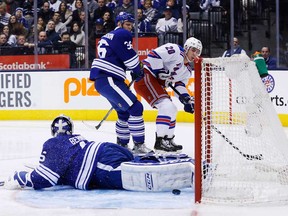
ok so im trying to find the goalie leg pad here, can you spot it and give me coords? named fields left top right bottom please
left=121, top=159, right=194, bottom=191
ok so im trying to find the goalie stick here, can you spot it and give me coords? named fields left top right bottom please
left=83, top=80, right=135, bottom=130
left=168, top=83, right=264, bottom=161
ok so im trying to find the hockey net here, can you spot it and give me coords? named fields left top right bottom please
left=194, top=55, right=288, bottom=205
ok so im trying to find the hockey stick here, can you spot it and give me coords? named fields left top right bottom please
left=83, top=79, right=135, bottom=130
left=168, top=83, right=264, bottom=161
left=0, top=181, right=4, bottom=186
left=211, top=125, right=263, bottom=161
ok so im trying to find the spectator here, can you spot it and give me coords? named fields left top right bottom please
left=14, top=7, right=29, bottom=30
left=38, top=2, right=54, bottom=24
left=2, top=25, right=16, bottom=46
left=37, top=16, right=46, bottom=31
left=48, top=0, right=62, bottom=12
left=93, top=0, right=113, bottom=21
left=70, top=21, right=85, bottom=65
left=54, top=31, right=77, bottom=68
left=155, top=6, right=177, bottom=34
left=88, top=18, right=104, bottom=65
left=70, top=21, right=85, bottom=46
left=5, top=0, right=23, bottom=15
left=8, top=15, right=27, bottom=36
left=106, top=0, right=117, bottom=11
left=37, top=30, right=53, bottom=54
left=46, top=20, right=61, bottom=43
left=58, top=2, right=73, bottom=28
left=71, top=0, right=84, bottom=24
left=153, top=0, right=166, bottom=10
left=165, top=0, right=180, bottom=19
left=93, top=18, right=105, bottom=35
left=143, top=0, right=158, bottom=24
left=25, top=31, right=53, bottom=54
left=78, top=10, right=87, bottom=31
left=102, top=11, right=115, bottom=33
left=67, top=0, right=76, bottom=11
left=0, top=2, right=11, bottom=27
left=87, top=0, right=99, bottom=19
left=12, top=34, right=34, bottom=55
left=222, top=37, right=247, bottom=57
left=22, top=0, right=38, bottom=20
left=261, top=46, right=277, bottom=70
left=0, top=32, right=12, bottom=55
left=177, top=5, right=190, bottom=33
left=137, top=8, right=151, bottom=33
left=200, top=0, right=220, bottom=11
left=113, top=0, right=134, bottom=19
left=49, top=11, right=67, bottom=35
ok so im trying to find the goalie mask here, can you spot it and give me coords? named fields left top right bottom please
left=184, top=37, right=202, bottom=56
left=51, top=114, right=74, bottom=137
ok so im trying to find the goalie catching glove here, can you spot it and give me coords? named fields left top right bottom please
left=179, top=93, right=195, bottom=114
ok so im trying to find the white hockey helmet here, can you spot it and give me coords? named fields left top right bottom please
left=51, top=114, right=74, bottom=137
left=184, top=37, right=202, bottom=56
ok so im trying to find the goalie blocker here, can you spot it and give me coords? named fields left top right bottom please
left=121, top=154, right=195, bottom=191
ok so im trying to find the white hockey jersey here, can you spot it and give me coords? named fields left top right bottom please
left=143, top=43, right=193, bottom=89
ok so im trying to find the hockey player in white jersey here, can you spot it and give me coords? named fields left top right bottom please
left=134, top=37, right=202, bottom=153
left=2, top=115, right=194, bottom=192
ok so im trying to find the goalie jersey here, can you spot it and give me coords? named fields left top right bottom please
left=29, top=134, right=134, bottom=190
left=90, top=27, right=141, bottom=81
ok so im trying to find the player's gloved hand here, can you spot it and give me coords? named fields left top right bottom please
left=131, top=62, right=144, bottom=82
left=165, top=77, right=174, bottom=87
left=158, top=69, right=171, bottom=80
left=131, top=70, right=144, bottom=82
left=4, top=171, right=32, bottom=190
left=180, top=94, right=195, bottom=114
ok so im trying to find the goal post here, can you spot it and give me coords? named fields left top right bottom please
left=194, top=55, right=288, bottom=205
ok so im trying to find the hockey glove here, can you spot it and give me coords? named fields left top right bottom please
left=4, top=171, right=33, bottom=190
left=180, top=94, right=195, bottom=114
left=131, top=71, right=144, bottom=82
left=131, top=62, right=144, bottom=82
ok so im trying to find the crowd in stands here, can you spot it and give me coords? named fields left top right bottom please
left=0, top=0, right=279, bottom=68
left=0, top=0, right=209, bottom=67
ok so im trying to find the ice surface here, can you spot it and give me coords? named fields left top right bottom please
left=0, top=120, right=288, bottom=216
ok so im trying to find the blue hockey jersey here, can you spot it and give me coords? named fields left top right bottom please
left=90, top=27, right=141, bottom=81
left=29, top=134, right=134, bottom=190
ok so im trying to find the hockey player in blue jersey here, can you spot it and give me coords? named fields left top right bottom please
left=3, top=115, right=195, bottom=192
left=89, top=12, right=152, bottom=154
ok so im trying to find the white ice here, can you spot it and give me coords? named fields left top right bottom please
left=1, top=120, right=288, bottom=216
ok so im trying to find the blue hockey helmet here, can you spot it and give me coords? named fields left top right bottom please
left=115, top=12, right=135, bottom=25
left=51, top=114, right=74, bottom=137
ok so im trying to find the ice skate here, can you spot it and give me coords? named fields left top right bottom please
left=117, top=137, right=132, bottom=152
left=169, top=135, right=183, bottom=152
left=132, top=143, right=154, bottom=156
left=154, top=135, right=178, bottom=153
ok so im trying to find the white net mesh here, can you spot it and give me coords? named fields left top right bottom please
left=199, top=55, right=288, bottom=205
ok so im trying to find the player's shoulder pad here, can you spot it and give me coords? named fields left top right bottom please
left=114, top=28, right=133, bottom=41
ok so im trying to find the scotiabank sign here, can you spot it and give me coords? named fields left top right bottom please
left=0, top=54, right=70, bottom=70
left=96, top=36, right=158, bottom=60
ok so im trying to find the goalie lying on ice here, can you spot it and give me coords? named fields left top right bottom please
left=3, top=115, right=194, bottom=191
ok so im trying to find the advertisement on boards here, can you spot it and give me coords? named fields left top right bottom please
left=0, top=54, right=70, bottom=70
left=0, top=71, right=185, bottom=110
left=95, top=36, right=158, bottom=60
